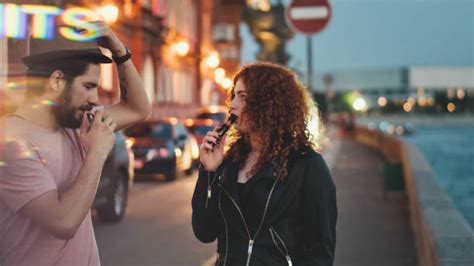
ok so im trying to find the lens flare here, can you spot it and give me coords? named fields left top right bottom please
left=41, top=100, right=57, bottom=107
left=3, top=138, right=35, bottom=159
left=7, top=82, right=27, bottom=90
left=1, top=4, right=101, bottom=41
left=3, top=4, right=27, bottom=39
left=0, top=4, right=3, bottom=37
left=21, top=5, right=61, bottom=40
left=59, top=7, right=100, bottom=41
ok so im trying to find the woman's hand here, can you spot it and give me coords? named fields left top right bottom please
left=199, top=127, right=226, bottom=172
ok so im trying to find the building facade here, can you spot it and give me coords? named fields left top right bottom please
left=1, top=0, right=247, bottom=117
left=313, top=66, right=474, bottom=114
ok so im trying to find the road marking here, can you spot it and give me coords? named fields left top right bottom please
left=290, top=6, right=329, bottom=20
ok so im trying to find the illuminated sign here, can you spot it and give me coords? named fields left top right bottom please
left=0, top=4, right=99, bottom=41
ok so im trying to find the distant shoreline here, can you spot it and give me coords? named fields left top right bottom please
left=356, top=114, right=474, bottom=127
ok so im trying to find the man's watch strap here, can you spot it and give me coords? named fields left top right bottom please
left=112, top=47, right=132, bottom=64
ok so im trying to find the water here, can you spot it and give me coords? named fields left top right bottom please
left=403, top=126, right=474, bottom=229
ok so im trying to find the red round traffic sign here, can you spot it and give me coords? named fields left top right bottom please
left=285, top=0, right=332, bottom=35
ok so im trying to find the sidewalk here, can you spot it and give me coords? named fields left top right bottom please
left=324, top=130, right=417, bottom=266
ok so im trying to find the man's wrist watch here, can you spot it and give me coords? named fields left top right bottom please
left=112, top=47, right=132, bottom=64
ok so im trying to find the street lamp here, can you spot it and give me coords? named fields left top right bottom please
left=447, top=103, right=456, bottom=112
left=403, top=102, right=413, bottom=112
left=214, top=75, right=225, bottom=84
left=221, top=78, right=233, bottom=89
left=96, top=4, right=119, bottom=24
left=378, top=96, right=387, bottom=107
left=247, top=0, right=271, bottom=11
left=457, top=88, right=466, bottom=100
left=352, top=98, right=367, bottom=112
left=214, top=68, right=226, bottom=84
left=205, top=52, right=220, bottom=69
left=172, top=41, right=190, bottom=57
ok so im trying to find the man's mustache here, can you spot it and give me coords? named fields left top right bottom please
left=79, top=105, right=95, bottom=112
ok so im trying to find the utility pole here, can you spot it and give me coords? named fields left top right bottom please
left=307, top=36, right=312, bottom=89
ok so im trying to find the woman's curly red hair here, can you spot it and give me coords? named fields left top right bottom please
left=226, top=62, right=323, bottom=180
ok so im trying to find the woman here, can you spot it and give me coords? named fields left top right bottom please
left=192, top=63, right=337, bottom=266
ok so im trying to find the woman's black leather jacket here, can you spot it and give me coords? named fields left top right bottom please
left=192, top=147, right=337, bottom=266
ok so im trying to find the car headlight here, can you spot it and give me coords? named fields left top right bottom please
left=174, top=148, right=182, bottom=157
left=125, top=137, right=135, bottom=148
left=146, top=148, right=170, bottom=160
left=146, top=149, right=158, bottom=161
left=191, top=143, right=199, bottom=159
left=158, top=148, right=169, bottom=158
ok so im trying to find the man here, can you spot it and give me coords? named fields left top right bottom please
left=0, top=21, right=151, bottom=265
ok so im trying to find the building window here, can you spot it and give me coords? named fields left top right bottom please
left=156, top=65, right=194, bottom=104
left=173, top=70, right=193, bottom=104
left=164, top=67, right=173, bottom=102
left=213, top=23, right=234, bottom=42
left=142, top=55, right=155, bottom=102
left=218, top=46, right=239, bottom=60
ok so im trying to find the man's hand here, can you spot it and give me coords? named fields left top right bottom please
left=80, top=109, right=116, bottom=158
left=92, top=21, right=127, bottom=56
left=20, top=110, right=118, bottom=240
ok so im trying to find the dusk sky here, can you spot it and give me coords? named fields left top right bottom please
left=240, top=0, right=474, bottom=74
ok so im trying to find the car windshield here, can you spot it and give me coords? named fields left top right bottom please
left=196, top=112, right=226, bottom=123
left=124, top=123, right=173, bottom=139
left=192, top=125, right=214, bottom=136
left=151, top=124, right=173, bottom=139
left=124, top=124, right=151, bottom=137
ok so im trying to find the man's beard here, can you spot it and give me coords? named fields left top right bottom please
left=53, top=86, right=82, bottom=129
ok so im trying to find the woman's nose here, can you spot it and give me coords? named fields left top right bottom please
left=229, top=98, right=238, bottom=110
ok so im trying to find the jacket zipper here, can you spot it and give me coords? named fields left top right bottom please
left=206, top=172, right=219, bottom=208
left=269, top=227, right=293, bottom=266
left=218, top=191, right=229, bottom=266
left=218, top=177, right=278, bottom=266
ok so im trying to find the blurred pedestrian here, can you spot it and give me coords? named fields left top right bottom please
left=0, top=21, right=151, bottom=266
left=192, top=62, right=337, bottom=265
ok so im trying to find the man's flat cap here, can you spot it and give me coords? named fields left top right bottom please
left=22, top=29, right=112, bottom=66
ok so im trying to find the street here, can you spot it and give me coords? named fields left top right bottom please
left=92, top=132, right=419, bottom=266
left=93, top=173, right=216, bottom=266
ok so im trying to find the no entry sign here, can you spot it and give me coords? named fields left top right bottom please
left=285, top=0, right=332, bottom=35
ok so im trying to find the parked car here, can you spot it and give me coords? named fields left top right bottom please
left=185, top=118, right=218, bottom=146
left=196, top=105, right=227, bottom=124
left=124, top=118, right=198, bottom=181
left=93, top=131, right=134, bottom=223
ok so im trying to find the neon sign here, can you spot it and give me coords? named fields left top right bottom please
left=0, top=4, right=100, bottom=41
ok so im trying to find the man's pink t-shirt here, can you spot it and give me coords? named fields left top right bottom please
left=0, top=116, right=100, bottom=266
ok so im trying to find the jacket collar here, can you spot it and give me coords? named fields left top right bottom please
left=219, top=159, right=277, bottom=204
left=218, top=146, right=312, bottom=194
left=219, top=159, right=238, bottom=190
left=220, top=160, right=276, bottom=186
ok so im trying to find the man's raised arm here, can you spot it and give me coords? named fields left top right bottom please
left=93, top=21, right=152, bottom=131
